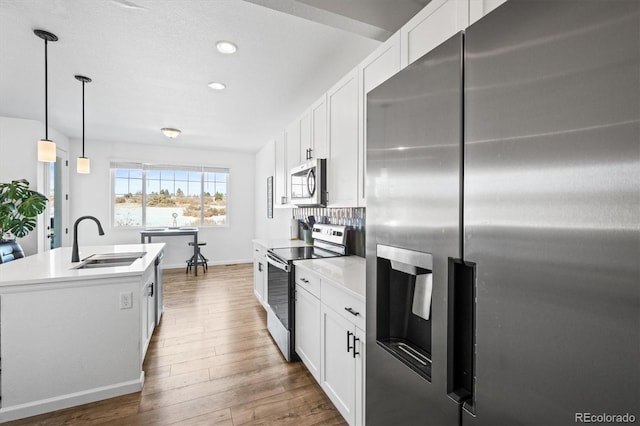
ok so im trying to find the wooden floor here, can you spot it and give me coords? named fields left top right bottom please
left=7, top=264, right=346, bottom=426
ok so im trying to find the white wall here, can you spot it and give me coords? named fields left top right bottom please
left=0, top=116, right=70, bottom=255
left=254, top=139, right=292, bottom=239
left=68, top=138, right=256, bottom=268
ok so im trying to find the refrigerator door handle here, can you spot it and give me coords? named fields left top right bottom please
left=446, top=258, right=476, bottom=413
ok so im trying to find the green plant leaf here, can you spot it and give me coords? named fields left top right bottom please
left=0, top=179, right=48, bottom=237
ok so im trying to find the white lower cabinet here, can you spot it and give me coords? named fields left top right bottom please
left=141, top=268, right=156, bottom=358
left=321, top=304, right=364, bottom=426
left=294, top=263, right=365, bottom=426
left=253, top=243, right=267, bottom=308
left=295, top=284, right=321, bottom=381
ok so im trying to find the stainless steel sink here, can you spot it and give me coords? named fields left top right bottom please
left=72, top=252, right=147, bottom=269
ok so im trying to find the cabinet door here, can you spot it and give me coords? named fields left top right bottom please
left=400, top=0, right=469, bottom=67
left=300, top=110, right=312, bottom=161
left=253, top=255, right=266, bottom=306
left=355, top=326, right=365, bottom=426
left=311, top=94, right=328, bottom=159
left=274, top=131, right=288, bottom=205
left=141, top=276, right=155, bottom=358
left=141, top=283, right=148, bottom=354
left=328, top=69, right=360, bottom=207
left=147, top=281, right=156, bottom=342
left=321, top=304, right=356, bottom=425
left=286, top=119, right=301, bottom=202
left=361, top=32, right=401, bottom=95
left=286, top=119, right=301, bottom=171
left=469, top=0, right=508, bottom=25
left=295, top=284, right=321, bottom=382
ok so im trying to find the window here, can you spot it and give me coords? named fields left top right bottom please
left=111, top=162, right=229, bottom=227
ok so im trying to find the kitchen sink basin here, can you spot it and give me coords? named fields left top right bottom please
left=72, top=252, right=147, bottom=269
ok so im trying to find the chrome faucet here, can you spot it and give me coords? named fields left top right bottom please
left=71, top=216, right=105, bottom=262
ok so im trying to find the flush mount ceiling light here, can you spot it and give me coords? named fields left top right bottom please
left=34, top=29, right=58, bottom=162
left=161, top=127, right=181, bottom=139
left=216, top=40, right=237, bottom=54
left=208, top=82, right=226, bottom=90
left=75, top=75, right=92, bottom=174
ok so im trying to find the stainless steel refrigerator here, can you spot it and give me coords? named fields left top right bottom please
left=365, top=1, right=639, bottom=425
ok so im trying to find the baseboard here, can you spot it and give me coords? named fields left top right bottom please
left=0, top=373, right=144, bottom=423
left=164, top=258, right=251, bottom=269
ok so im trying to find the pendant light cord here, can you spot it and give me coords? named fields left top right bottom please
left=82, top=80, right=85, bottom=157
left=44, top=38, right=48, bottom=140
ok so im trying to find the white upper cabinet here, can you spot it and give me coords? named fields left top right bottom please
left=285, top=118, right=302, bottom=202
left=286, top=118, right=301, bottom=172
left=311, top=94, right=329, bottom=160
left=361, top=32, right=401, bottom=95
left=401, top=0, right=469, bottom=68
left=274, top=131, right=288, bottom=206
left=469, top=0, right=508, bottom=25
left=300, top=110, right=312, bottom=161
left=327, top=69, right=360, bottom=207
left=262, top=0, right=510, bottom=211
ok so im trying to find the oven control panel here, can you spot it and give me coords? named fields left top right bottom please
left=311, top=224, right=348, bottom=246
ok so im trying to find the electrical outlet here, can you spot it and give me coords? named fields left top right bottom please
left=120, top=291, right=133, bottom=309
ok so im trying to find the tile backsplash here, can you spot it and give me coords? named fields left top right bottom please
left=293, top=207, right=366, bottom=257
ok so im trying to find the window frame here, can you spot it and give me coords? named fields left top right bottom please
left=110, top=162, right=230, bottom=229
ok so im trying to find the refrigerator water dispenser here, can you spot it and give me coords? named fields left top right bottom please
left=376, top=244, right=434, bottom=380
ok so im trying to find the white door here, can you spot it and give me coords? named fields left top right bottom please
left=41, top=147, right=69, bottom=250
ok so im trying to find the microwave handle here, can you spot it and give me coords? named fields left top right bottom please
left=307, top=168, right=316, bottom=197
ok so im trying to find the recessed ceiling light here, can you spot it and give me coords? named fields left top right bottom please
left=208, top=82, right=226, bottom=90
left=216, top=41, right=237, bottom=54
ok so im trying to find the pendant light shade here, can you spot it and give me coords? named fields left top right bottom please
left=37, top=139, right=56, bottom=162
left=77, top=156, right=90, bottom=174
left=34, top=29, right=58, bottom=163
left=75, top=75, right=92, bottom=174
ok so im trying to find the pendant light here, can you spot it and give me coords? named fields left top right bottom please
left=34, top=29, right=58, bottom=162
left=75, top=75, right=92, bottom=174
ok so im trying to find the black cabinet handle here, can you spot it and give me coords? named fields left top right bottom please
left=353, top=335, right=360, bottom=358
left=345, top=307, right=360, bottom=316
left=301, top=277, right=309, bottom=283
left=149, top=282, right=154, bottom=297
left=347, top=330, right=353, bottom=353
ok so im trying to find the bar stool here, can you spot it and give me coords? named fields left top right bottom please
left=186, top=241, right=208, bottom=273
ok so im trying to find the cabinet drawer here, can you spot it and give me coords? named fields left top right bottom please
left=322, top=280, right=365, bottom=330
left=253, top=244, right=266, bottom=258
left=295, top=267, right=321, bottom=298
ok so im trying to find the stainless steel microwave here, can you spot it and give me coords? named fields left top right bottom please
left=290, top=158, right=326, bottom=206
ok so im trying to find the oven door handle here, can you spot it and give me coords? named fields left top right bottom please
left=266, top=252, right=290, bottom=273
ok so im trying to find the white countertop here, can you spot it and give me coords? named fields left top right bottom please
left=252, top=238, right=310, bottom=249
left=294, top=256, right=366, bottom=299
left=0, top=243, right=165, bottom=288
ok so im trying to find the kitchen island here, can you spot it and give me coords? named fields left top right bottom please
left=0, top=243, right=165, bottom=423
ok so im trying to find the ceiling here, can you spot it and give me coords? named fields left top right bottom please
left=0, top=0, right=427, bottom=152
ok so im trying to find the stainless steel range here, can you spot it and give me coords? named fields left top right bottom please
left=266, top=224, right=348, bottom=361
